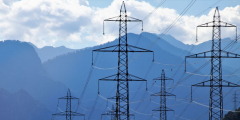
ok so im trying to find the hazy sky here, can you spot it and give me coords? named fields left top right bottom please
left=0, top=0, right=239, bottom=49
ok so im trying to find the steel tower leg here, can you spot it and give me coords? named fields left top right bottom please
left=93, top=1, right=154, bottom=120
left=186, top=7, right=240, bottom=120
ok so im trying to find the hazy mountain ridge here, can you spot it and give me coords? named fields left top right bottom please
left=29, top=43, right=77, bottom=63
left=0, top=40, right=68, bottom=114
left=0, top=33, right=239, bottom=119
left=0, top=88, right=51, bottom=120
left=142, top=32, right=189, bottom=55
left=43, top=33, right=237, bottom=120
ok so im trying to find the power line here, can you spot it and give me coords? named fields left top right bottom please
left=133, top=1, right=198, bottom=118
left=93, top=2, right=154, bottom=119
left=186, top=7, right=240, bottom=120
left=79, top=0, right=233, bottom=119
left=128, top=0, right=166, bottom=31
left=150, top=69, right=175, bottom=120
left=52, top=89, right=85, bottom=120
left=88, top=95, right=99, bottom=120
left=90, top=0, right=231, bottom=71
left=146, top=0, right=196, bottom=49
left=73, top=12, right=120, bottom=119
left=192, top=100, right=240, bottom=112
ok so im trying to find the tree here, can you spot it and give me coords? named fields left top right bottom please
left=223, top=107, right=240, bottom=120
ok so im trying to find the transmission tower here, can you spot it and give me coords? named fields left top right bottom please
left=185, top=7, right=240, bottom=120
left=52, top=89, right=85, bottom=120
left=101, top=105, right=119, bottom=120
left=233, top=91, right=238, bottom=110
left=92, top=1, right=154, bottom=120
left=151, top=69, right=175, bottom=120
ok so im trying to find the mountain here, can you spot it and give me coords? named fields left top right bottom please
left=152, top=33, right=189, bottom=50
left=0, top=40, right=68, bottom=113
left=146, top=32, right=240, bottom=72
left=29, top=43, right=77, bottom=62
left=0, top=88, right=51, bottom=120
left=1, top=32, right=238, bottom=119
left=140, top=32, right=190, bottom=58
left=42, top=32, right=239, bottom=119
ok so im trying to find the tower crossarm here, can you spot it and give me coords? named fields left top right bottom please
left=185, top=50, right=240, bottom=58
left=197, top=21, right=236, bottom=27
left=101, top=113, right=117, bottom=118
left=186, top=7, right=239, bottom=120
left=102, top=113, right=116, bottom=116
left=94, top=1, right=154, bottom=119
left=196, top=20, right=237, bottom=42
left=152, top=107, right=174, bottom=112
left=52, top=112, right=67, bottom=116
left=92, top=45, right=153, bottom=65
left=151, top=70, right=175, bottom=119
left=104, top=16, right=120, bottom=21
left=103, top=15, right=143, bottom=36
left=103, top=16, right=143, bottom=34
left=153, top=77, right=173, bottom=81
left=98, top=74, right=148, bottom=94
left=93, top=45, right=119, bottom=52
left=52, top=112, right=85, bottom=117
left=191, top=79, right=240, bottom=101
left=185, top=50, right=240, bottom=71
left=98, top=74, right=147, bottom=81
left=59, top=96, right=79, bottom=100
left=92, top=45, right=153, bottom=52
left=151, top=92, right=176, bottom=97
left=52, top=89, right=85, bottom=120
left=104, top=16, right=142, bottom=22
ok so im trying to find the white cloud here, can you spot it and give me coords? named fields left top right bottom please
left=0, top=0, right=239, bottom=49
left=0, top=0, right=93, bottom=48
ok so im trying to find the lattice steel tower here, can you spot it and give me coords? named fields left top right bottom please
left=92, top=1, right=153, bottom=120
left=52, top=89, right=85, bottom=120
left=185, top=7, right=240, bottom=120
left=233, top=91, right=238, bottom=110
left=101, top=105, right=116, bottom=120
left=151, top=69, right=175, bottom=120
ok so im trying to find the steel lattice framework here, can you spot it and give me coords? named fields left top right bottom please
left=52, top=89, right=85, bottom=120
left=101, top=105, right=124, bottom=120
left=233, top=91, right=238, bottom=110
left=185, top=7, right=240, bottom=120
left=151, top=70, right=175, bottom=120
left=92, top=1, right=153, bottom=120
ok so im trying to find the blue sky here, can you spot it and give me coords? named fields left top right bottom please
left=88, top=0, right=238, bottom=15
left=0, top=0, right=239, bottom=49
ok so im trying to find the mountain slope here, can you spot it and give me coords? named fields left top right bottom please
left=164, top=34, right=240, bottom=72
left=42, top=33, right=240, bottom=120
left=0, top=88, right=51, bottom=120
left=141, top=32, right=190, bottom=58
left=29, top=43, right=77, bottom=62
left=0, top=33, right=233, bottom=119
left=0, top=40, right=68, bottom=112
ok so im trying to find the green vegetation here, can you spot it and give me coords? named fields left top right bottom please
left=223, top=108, right=240, bottom=120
